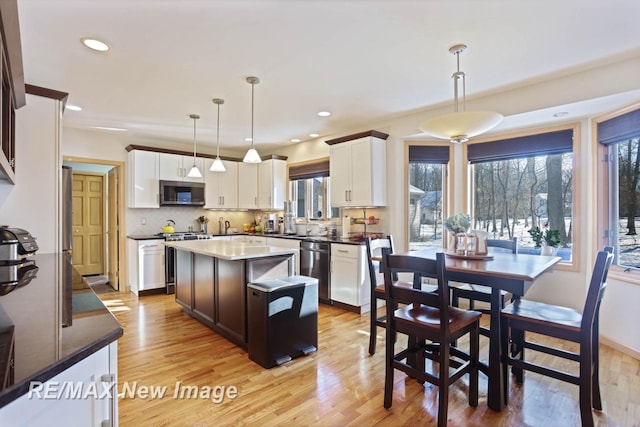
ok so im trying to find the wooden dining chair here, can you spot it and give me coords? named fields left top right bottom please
left=382, top=252, right=481, bottom=427
left=366, top=236, right=437, bottom=355
left=365, top=236, right=394, bottom=355
left=451, top=237, right=518, bottom=339
left=500, top=247, right=614, bottom=427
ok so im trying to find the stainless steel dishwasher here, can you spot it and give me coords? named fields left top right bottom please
left=300, top=240, right=331, bottom=304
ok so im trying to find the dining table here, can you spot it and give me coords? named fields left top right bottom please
left=404, top=247, right=562, bottom=412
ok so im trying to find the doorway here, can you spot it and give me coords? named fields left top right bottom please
left=63, top=157, right=125, bottom=291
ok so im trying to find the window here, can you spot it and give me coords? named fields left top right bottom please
left=407, top=144, right=449, bottom=251
left=288, top=159, right=339, bottom=220
left=596, top=106, right=640, bottom=275
left=467, top=128, right=576, bottom=263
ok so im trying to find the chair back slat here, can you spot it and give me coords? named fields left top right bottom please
left=487, top=237, right=518, bottom=254
left=383, top=252, right=450, bottom=333
left=365, top=236, right=393, bottom=287
left=581, top=248, right=614, bottom=332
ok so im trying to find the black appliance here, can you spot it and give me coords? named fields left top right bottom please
left=0, top=227, right=39, bottom=296
left=0, top=226, right=39, bottom=262
left=299, top=240, right=331, bottom=303
left=159, top=180, right=205, bottom=206
left=247, top=276, right=318, bottom=368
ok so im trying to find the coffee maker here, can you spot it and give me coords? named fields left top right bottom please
left=264, top=213, right=277, bottom=234
left=283, top=201, right=296, bottom=234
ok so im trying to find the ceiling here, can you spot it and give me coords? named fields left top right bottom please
left=16, top=0, right=640, bottom=153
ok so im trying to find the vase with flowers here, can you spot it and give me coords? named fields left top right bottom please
left=444, top=213, right=471, bottom=254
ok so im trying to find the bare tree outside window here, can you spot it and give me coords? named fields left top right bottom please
left=472, top=152, right=573, bottom=257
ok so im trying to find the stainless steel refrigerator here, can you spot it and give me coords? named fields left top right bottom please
left=61, top=165, right=73, bottom=327
left=62, top=165, right=72, bottom=255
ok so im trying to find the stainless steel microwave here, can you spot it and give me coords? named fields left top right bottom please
left=159, top=180, right=205, bottom=206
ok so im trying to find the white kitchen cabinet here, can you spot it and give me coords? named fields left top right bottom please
left=237, top=162, right=259, bottom=209
left=330, top=243, right=370, bottom=309
left=127, top=238, right=165, bottom=295
left=159, top=152, right=205, bottom=183
left=204, top=159, right=238, bottom=209
left=329, top=134, right=387, bottom=207
left=257, top=159, right=286, bottom=210
left=127, top=149, right=159, bottom=208
left=0, top=342, right=118, bottom=427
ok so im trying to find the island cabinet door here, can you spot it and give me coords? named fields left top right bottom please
left=193, top=253, right=215, bottom=325
left=175, top=250, right=193, bottom=310
left=216, top=259, right=247, bottom=346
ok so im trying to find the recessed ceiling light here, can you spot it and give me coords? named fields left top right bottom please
left=553, top=111, right=569, bottom=118
left=309, top=133, right=319, bottom=138
left=245, top=137, right=253, bottom=142
left=66, top=104, right=82, bottom=111
left=81, top=37, right=109, bottom=52
left=291, top=138, right=301, bottom=143
left=90, top=126, right=127, bottom=132
left=317, top=111, right=331, bottom=117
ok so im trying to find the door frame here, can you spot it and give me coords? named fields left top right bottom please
left=63, top=156, right=126, bottom=291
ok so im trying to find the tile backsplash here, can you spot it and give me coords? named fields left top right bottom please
left=127, top=207, right=255, bottom=235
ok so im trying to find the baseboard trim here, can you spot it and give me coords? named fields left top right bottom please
left=601, top=335, right=640, bottom=360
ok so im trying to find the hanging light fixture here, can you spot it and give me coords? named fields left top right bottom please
left=186, top=114, right=202, bottom=178
left=243, top=76, right=262, bottom=163
left=419, top=44, right=502, bottom=143
left=210, top=98, right=226, bottom=172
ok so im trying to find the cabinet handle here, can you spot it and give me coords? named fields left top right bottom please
left=255, top=196, right=257, bottom=206
left=222, top=196, right=225, bottom=205
left=101, top=373, right=116, bottom=427
left=337, top=249, right=349, bottom=253
left=345, top=190, right=348, bottom=202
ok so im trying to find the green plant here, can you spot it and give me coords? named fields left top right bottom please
left=528, top=227, right=560, bottom=248
left=444, top=213, right=471, bottom=233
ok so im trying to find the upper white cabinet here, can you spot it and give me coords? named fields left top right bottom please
left=237, top=162, right=259, bottom=209
left=204, top=159, right=238, bottom=209
left=159, top=152, right=205, bottom=183
left=128, top=149, right=159, bottom=208
left=257, top=159, right=286, bottom=210
left=327, top=130, right=388, bottom=208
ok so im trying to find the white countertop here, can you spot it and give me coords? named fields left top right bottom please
left=163, top=240, right=298, bottom=260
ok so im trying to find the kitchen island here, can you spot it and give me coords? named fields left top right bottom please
left=164, top=240, right=297, bottom=347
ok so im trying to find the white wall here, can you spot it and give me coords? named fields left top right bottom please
left=277, top=56, right=640, bottom=357
left=0, top=93, right=62, bottom=253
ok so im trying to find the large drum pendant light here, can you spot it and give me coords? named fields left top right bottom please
left=419, top=44, right=502, bottom=143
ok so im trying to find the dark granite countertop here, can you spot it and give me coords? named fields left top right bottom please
left=0, top=253, right=123, bottom=408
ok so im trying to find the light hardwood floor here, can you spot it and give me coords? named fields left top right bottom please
left=99, top=292, right=640, bottom=426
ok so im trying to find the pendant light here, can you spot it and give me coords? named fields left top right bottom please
left=186, top=114, right=202, bottom=178
left=210, top=98, right=226, bottom=172
left=419, top=44, right=502, bottom=143
left=243, top=76, right=262, bottom=163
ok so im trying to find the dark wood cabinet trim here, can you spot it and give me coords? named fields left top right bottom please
left=125, top=144, right=287, bottom=162
left=25, top=84, right=69, bottom=104
left=324, top=130, right=389, bottom=145
left=0, top=0, right=25, bottom=109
